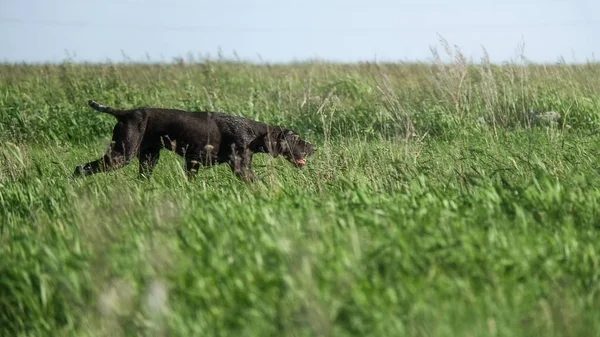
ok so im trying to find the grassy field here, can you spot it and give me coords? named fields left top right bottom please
left=2, top=46, right=600, bottom=336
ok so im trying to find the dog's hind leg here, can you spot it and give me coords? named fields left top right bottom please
left=74, top=122, right=143, bottom=177
left=138, top=147, right=161, bottom=180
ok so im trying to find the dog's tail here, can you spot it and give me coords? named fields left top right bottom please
left=88, top=100, right=122, bottom=116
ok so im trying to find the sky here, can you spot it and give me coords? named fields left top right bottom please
left=1, top=0, right=598, bottom=64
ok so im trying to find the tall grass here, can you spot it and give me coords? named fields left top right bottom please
left=2, top=44, right=600, bottom=336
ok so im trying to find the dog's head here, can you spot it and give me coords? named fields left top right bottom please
left=264, top=129, right=317, bottom=167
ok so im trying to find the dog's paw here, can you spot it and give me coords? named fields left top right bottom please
left=73, top=165, right=87, bottom=177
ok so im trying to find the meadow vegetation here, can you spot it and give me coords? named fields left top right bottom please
left=2, top=42, right=600, bottom=336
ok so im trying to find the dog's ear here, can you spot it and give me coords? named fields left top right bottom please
left=285, top=130, right=300, bottom=142
left=285, top=130, right=298, bottom=137
left=261, top=130, right=284, bottom=157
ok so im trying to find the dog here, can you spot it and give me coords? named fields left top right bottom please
left=74, top=100, right=317, bottom=182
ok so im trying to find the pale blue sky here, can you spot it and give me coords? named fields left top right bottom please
left=1, top=0, right=598, bottom=64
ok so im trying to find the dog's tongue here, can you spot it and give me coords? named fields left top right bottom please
left=296, top=158, right=307, bottom=166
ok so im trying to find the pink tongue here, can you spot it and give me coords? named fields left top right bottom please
left=296, top=159, right=307, bottom=165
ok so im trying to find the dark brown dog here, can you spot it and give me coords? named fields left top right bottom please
left=74, top=100, right=317, bottom=182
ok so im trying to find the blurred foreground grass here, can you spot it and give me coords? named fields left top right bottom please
left=2, top=46, right=600, bottom=336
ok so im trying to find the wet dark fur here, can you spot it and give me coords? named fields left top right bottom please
left=74, top=100, right=317, bottom=182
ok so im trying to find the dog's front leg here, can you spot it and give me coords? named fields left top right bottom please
left=229, top=150, right=258, bottom=183
left=242, top=152, right=259, bottom=182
